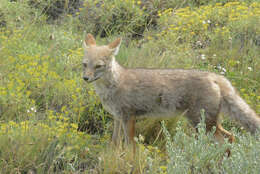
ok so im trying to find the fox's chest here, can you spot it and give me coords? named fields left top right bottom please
left=94, top=83, right=121, bottom=117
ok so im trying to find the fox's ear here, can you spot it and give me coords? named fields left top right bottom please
left=84, top=33, right=96, bottom=47
left=108, top=38, right=121, bottom=56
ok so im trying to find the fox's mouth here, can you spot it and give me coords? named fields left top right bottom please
left=83, top=76, right=101, bottom=83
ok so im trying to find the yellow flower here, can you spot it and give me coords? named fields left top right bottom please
left=71, top=123, right=78, bottom=130
left=160, top=165, right=167, bottom=171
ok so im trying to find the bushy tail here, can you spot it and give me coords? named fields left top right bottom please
left=215, top=75, right=260, bottom=134
left=221, top=93, right=260, bottom=134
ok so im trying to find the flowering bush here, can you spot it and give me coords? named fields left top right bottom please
left=157, top=2, right=260, bottom=47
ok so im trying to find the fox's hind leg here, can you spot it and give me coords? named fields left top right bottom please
left=216, top=123, right=235, bottom=143
left=214, top=123, right=234, bottom=157
left=188, top=108, right=234, bottom=156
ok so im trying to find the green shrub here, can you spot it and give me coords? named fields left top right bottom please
left=28, top=0, right=82, bottom=20
left=162, top=111, right=260, bottom=173
left=77, top=0, right=151, bottom=37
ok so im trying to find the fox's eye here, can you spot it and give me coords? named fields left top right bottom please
left=95, top=64, right=103, bottom=69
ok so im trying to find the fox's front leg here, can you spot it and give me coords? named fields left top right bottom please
left=122, top=116, right=136, bottom=154
left=112, top=119, right=121, bottom=145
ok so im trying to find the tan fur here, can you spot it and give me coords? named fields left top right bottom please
left=85, top=33, right=96, bottom=46
left=108, top=38, right=121, bottom=49
left=82, top=34, right=260, bottom=152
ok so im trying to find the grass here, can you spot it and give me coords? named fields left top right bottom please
left=0, top=0, right=260, bottom=173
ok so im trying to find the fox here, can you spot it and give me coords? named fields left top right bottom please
left=82, top=33, right=260, bottom=151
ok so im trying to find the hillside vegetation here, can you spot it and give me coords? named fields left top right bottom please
left=0, top=0, right=260, bottom=173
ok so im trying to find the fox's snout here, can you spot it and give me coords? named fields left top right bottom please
left=83, top=74, right=95, bottom=83
left=83, top=75, right=96, bottom=83
left=83, top=72, right=99, bottom=83
left=83, top=76, right=89, bottom=81
left=83, top=70, right=94, bottom=82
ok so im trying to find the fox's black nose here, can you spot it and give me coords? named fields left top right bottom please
left=83, top=76, right=89, bottom=81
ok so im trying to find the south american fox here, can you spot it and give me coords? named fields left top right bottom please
left=82, top=33, right=260, bottom=150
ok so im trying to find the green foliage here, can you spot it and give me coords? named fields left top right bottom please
left=162, top=113, right=260, bottom=174
left=77, top=0, right=151, bottom=37
left=28, top=0, right=82, bottom=20
left=0, top=117, right=103, bottom=173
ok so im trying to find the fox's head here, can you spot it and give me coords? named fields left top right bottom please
left=82, top=34, right=121, bottom=83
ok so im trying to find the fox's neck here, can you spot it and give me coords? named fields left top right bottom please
left=94, top=57, right=124, bottom=88
left=109, top=56, right=123, bottom=82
